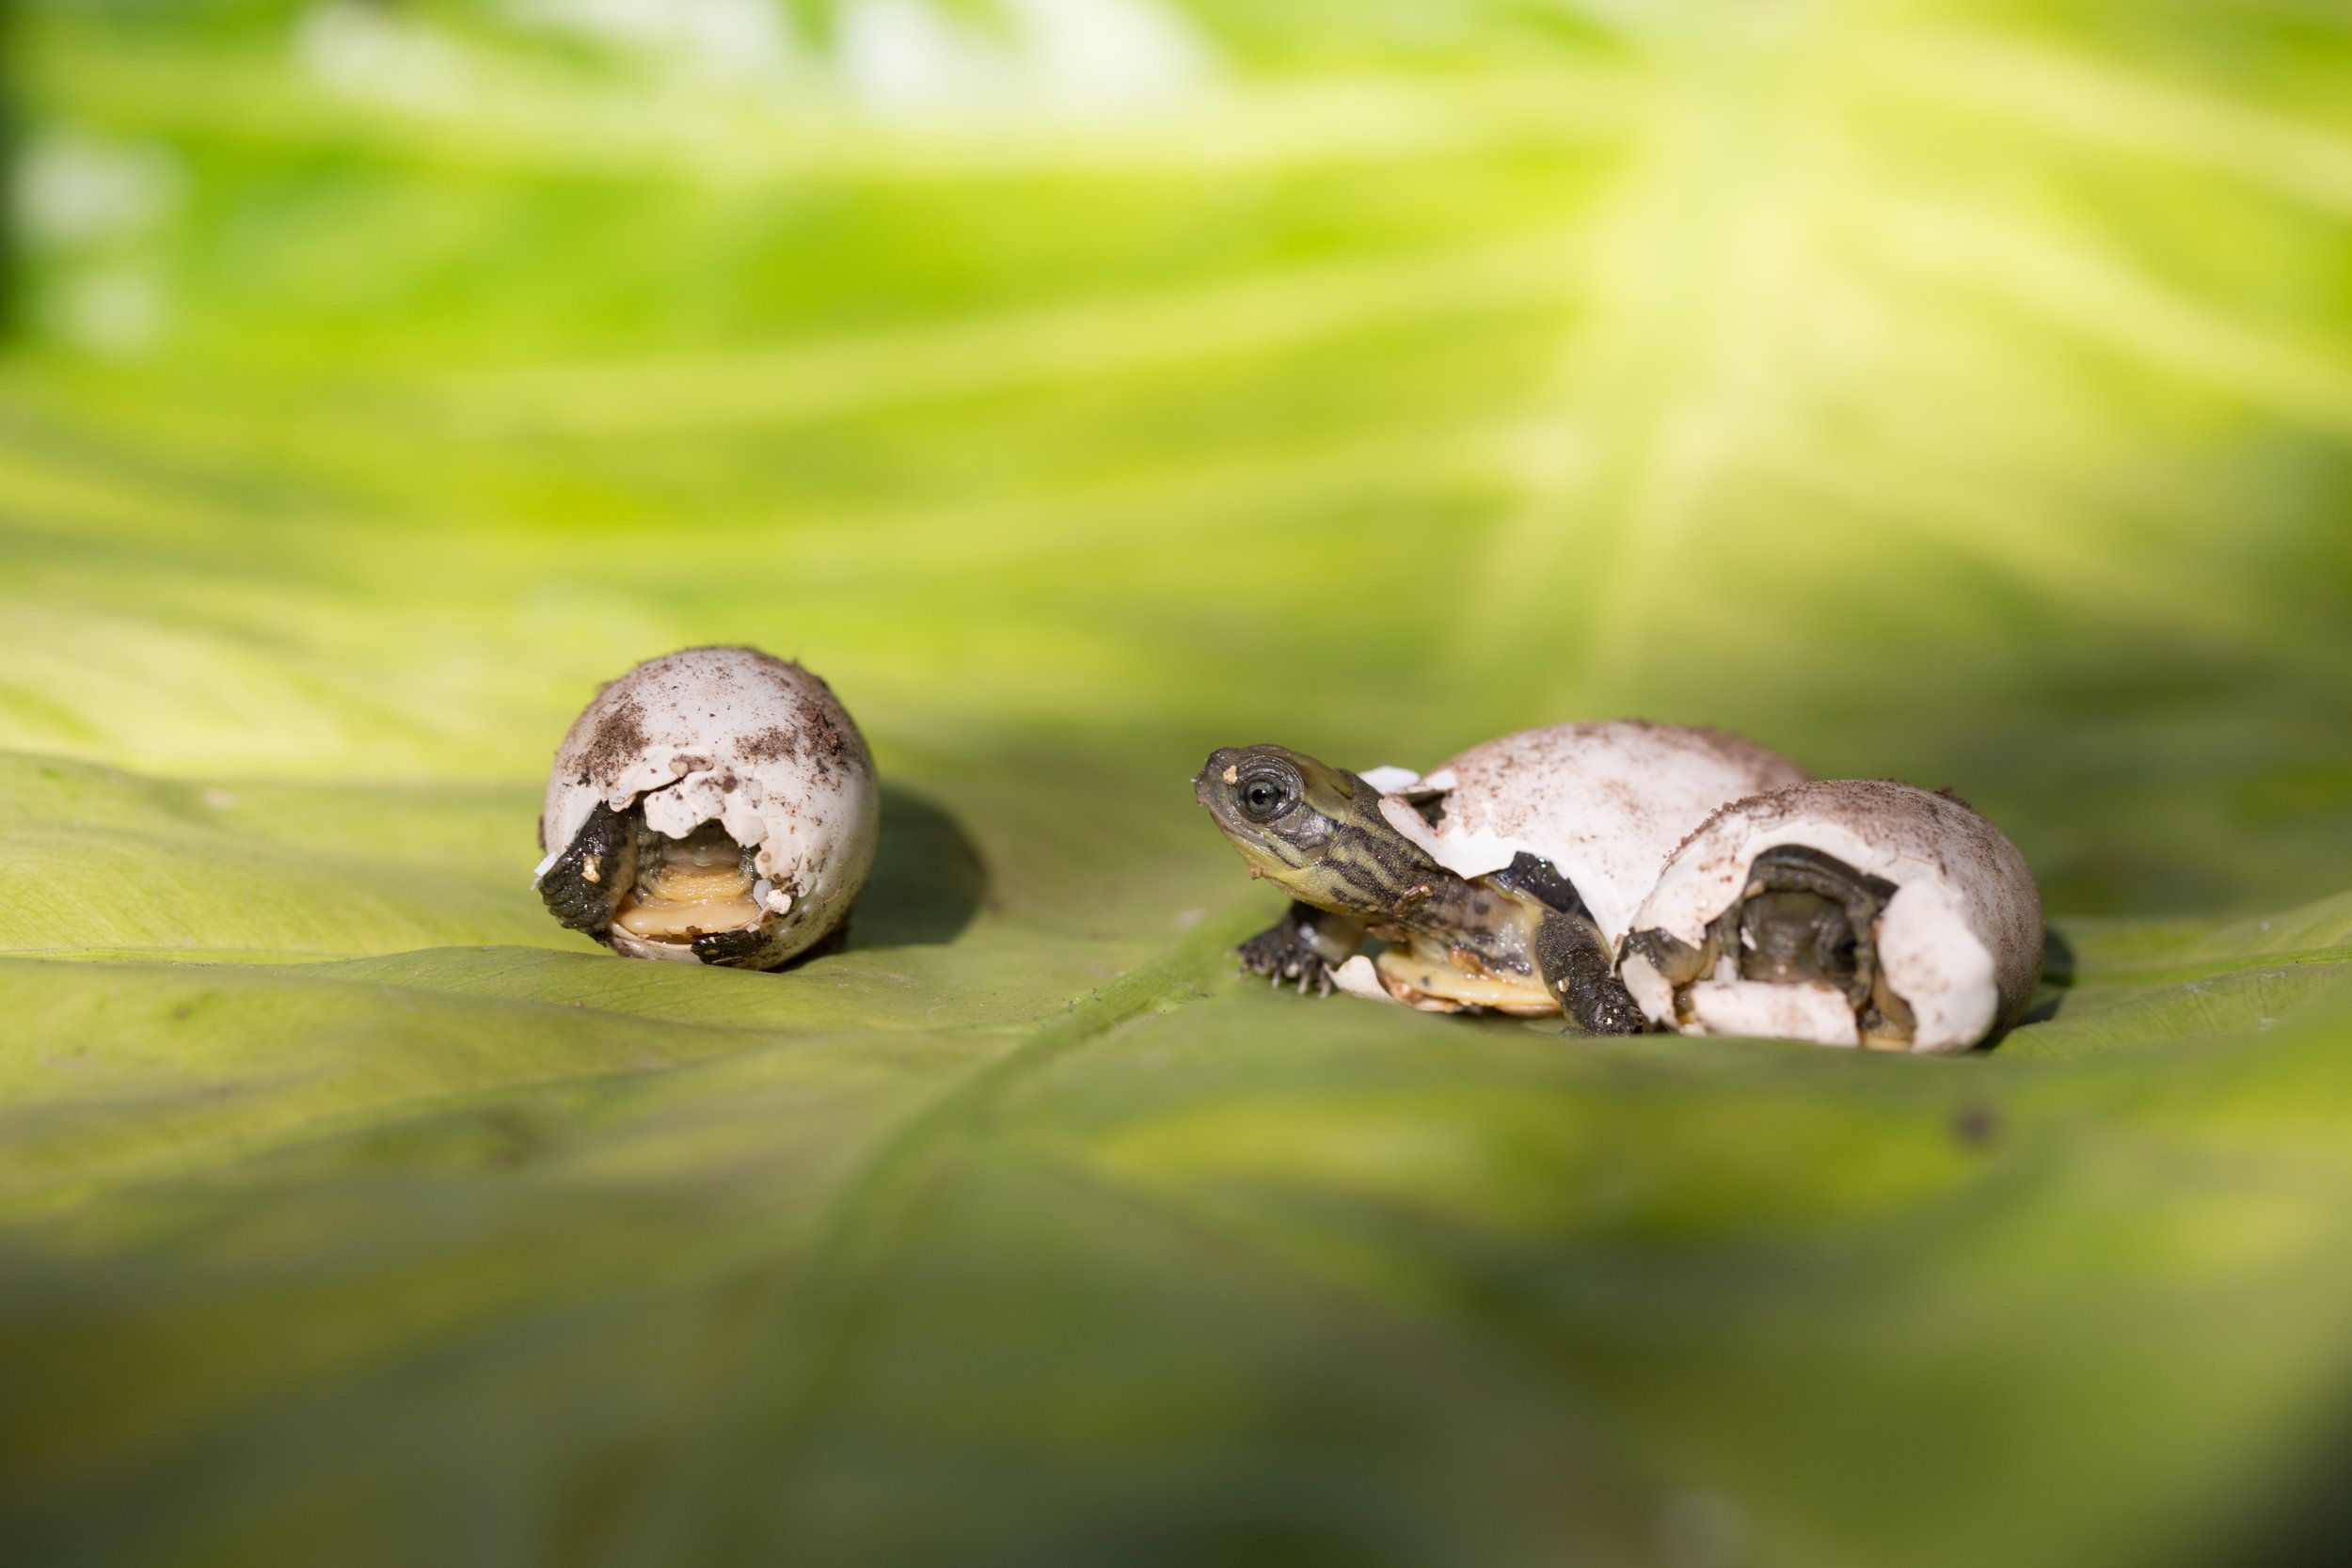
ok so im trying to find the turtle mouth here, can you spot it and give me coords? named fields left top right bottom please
left=1192, top=751, right=1244, bottom=816
left=1197, top=796, right=1312, bottom=889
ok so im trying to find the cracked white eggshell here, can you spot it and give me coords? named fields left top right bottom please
left=1373, top=721, right=1814, bottom=949
left=1685, top=976, right=1862, bottom=1047
left=539, top=645, right=880, bottom=966
left=1329, top=955, right=1397, bottom=1006
left=1620, top=779, right=2042, bottom=1053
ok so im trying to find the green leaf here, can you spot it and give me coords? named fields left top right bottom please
left=6, top=3, right=2352, bottom=1565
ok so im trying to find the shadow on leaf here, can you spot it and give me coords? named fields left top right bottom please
left=850, top=782, right=989, bottom=949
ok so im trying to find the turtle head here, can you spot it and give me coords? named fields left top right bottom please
left=1195, top=744, right=1429, bottom=917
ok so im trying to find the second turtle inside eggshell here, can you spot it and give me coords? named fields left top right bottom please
left=533, top=645, right=880, bottom=971
left=1618, top=779, right=2043, bottom=1053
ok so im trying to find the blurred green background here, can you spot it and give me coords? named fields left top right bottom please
left=3, top=2, right=2350, bottom=1564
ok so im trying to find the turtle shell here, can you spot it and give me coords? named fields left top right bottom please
left=1619, top=779, right=2043, bottom=1053
left=1375, top=721, right=1813, bottom=947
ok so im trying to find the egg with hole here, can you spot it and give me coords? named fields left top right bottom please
left=532, top=645, right=880, bottom=970
left=1618, top=779, right=2042, bottom=1053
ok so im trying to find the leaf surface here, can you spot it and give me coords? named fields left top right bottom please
left=6, top=3, right=2352, bottom=1564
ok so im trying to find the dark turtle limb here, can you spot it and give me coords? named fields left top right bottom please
left=690, top=925, right=774, bottom=969
left=1236, top=901, right=1368, bottom=996
left=1485, top=851, right=1586, bottom=917
left=538, top=800, right=638, bottom=935
left=1620, top=926, right=1708, bottom=989
left=1534, top=909, right=1647, bottom=1035
left=691, top=907, right=850, bottom=972
left=1619, top=926, right=1708, bottom=1029
left=1488, top=852, right=1645, bottom=1035
left=697, top=911, right=854, bottom=971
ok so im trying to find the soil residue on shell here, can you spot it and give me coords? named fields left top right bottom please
left=1667, top=777, right=1992, bottom=867
left=792, top=690, right=866, bottom=780
left=743, top=725, right=800, bottom=764
left=1597, top=719, right=1813, bottom=786
left=578, top=698, right=650, bottom=785
left=716, top=659, right=869, bottom=784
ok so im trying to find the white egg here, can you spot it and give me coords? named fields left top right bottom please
left=533, top=646, right=880, bottom=970
left=1619, top=779, right=2043, bottom=1053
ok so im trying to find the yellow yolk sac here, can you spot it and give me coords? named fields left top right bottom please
left=612, top=822, right=764, bottom=944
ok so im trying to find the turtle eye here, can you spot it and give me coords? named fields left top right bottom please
left=1236, top=766, right=1299, bottom=822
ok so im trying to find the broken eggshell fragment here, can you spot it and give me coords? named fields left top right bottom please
left=1618, top=780, right=2042, bottom=1053
left=533, top=645, right=879, bottom=970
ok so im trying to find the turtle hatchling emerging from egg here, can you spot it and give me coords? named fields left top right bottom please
left=1618, top=780, right=2042, bottom=1053
left=533, top=646, right=879, bottom=970
left=1195, top=722, right=1811, bottom=1033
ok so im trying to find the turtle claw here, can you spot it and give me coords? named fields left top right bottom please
left=1534, top=908, right=1648, bottom=1036
left=690, top=926, right=774, bottom=968
left=538, top=800, right=637, bottom=936
left=1235, top=902, right=1368, bottom=1001
left=1236, top=923, right=1336, bottom=997
left=1566, top=976, right=1647, bottom=1037
left=1621, top=927, right=1708, bottom=990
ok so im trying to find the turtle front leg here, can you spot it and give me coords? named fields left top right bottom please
left=1535, top=909, right=1647, bottom=1035
left=537, top=800, right=638, bottom=936
left=1235, top=901, right=1368, bottom=996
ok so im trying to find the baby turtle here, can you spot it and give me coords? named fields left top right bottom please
left=1618, top=778, right=2042, bottom=1052
left=533, top=645, right=880, bottom=971
left=1194, top=722, right=1810, bottom=1032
